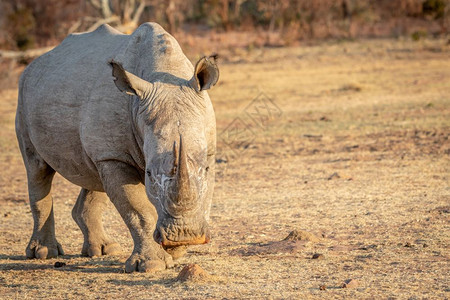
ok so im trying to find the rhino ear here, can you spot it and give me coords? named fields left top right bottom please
left=109, top=60, right=152, bottom=99
left=192, top=54, right=219, bottom=92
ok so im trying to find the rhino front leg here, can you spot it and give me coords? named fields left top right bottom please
left=72, top=188, right=122, bottom=257
left=22, top=150, right=63, bottom=259
left=98, top=162, right=173, bottom=273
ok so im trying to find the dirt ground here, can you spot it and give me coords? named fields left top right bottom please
left=0, top=37, right=449, bottom=299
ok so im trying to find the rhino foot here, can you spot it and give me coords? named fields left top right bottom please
left=26, top=238, right=64, bottom=259
left=125, top=246, right=174, bottom=273
left=82, top=241, right=122, bottom=257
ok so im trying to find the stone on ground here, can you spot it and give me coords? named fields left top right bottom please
left=342, top=279, right=359, bottom=288
left=177, top=264, right=211, bottom=282
left=283, top=230, right=320, bottom=242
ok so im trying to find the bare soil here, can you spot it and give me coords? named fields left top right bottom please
left=0, top=38, right=449, bottom=299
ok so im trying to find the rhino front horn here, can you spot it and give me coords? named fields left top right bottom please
left=169, top=136, right=197, bottom=211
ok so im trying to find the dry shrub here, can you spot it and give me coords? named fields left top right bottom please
left=0, top=0, right=447, bottom=54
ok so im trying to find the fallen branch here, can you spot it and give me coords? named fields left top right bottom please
left=86, top=15, right=120, bottom=32
left=0, top=46, right=55, bottom=61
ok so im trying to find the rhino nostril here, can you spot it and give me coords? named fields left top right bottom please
left=154, top=228, right=162, bottom=244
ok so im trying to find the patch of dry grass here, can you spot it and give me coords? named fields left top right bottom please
left=0, top=38, right=449, bottom=298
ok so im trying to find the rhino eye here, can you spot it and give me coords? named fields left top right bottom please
left=146, top=170, right=151, bottom=177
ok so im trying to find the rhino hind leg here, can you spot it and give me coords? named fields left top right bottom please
left=72, top=188, right=122, bottom=257
left=97, top=162, right=173, bottom=273
left=19, top=142, right=64, bottom=259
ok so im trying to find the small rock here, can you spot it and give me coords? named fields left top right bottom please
left=283, top=230, right=320, bottom=242
left=319, top=285, right=327, bottom=290
left=4, top=213, right=10, bottom=218
left=216, top=158, right=228, bottom=164
left=404, top=242, right=414, bottom=248
left=312, top=253, right=324, bottom=260
left=54, top=262, right=66, bottom=268
left=342, top=279, right=359, bottom=288
left=304, top=134, right=323, bottom=139
left=177, top=264, right=211, bottom=282
left=328, top=172, right=340, bottom=180
left=340, top=83, right=362, bottom=92
left=359, top=244, right=378, bottom=250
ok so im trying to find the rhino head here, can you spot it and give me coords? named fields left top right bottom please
left=110, top=55, right=219, bottom=248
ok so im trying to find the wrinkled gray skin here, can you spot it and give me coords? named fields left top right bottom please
left=15, top=23, right=219, bottom=273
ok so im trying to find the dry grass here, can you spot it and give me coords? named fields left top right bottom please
left=0, top=37, right=449, bottom=299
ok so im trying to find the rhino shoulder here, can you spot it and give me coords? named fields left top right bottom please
left=93, top=23, right=123, bottom=35
left=62, top=24, right=124, bottom=46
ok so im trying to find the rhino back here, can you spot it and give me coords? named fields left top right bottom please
left=17, top=23, right=199, bottom=191
left=17, top=25, right=138, bottom=191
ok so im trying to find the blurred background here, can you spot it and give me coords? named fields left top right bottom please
left=0, top=2, right=449, bottom=297
left=0, top=1, right=448, bottom=79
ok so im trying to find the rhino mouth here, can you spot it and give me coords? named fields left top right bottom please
left=154, top=218, right=210, bottom=248
left=160, top=234, right=210, bottom=248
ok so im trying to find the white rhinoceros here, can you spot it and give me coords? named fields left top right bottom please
left=15, top=22, right=219, bottom=273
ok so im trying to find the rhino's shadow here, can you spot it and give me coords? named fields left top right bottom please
left=106, top=278, right=176, bottom=286
left=0, top=254, right=124, bottom=274
left=0, top=255, right=179, bottom=284
left=0, top=254, right=27, bottom=260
